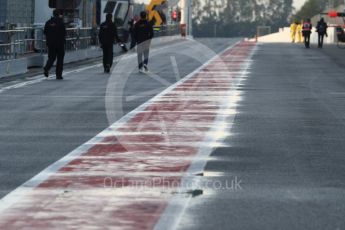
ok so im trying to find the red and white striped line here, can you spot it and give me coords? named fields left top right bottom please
left=0, top=41, right=256, bottom=230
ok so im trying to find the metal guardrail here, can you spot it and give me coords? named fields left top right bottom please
left=65, top=27, right=99, bottom=51
left=0, top=27, right=99, bottom=61
left=0, top=28, right=37, bottom=60
left=0, top=25, right=179, bottom=61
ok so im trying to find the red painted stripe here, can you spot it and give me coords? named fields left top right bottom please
left=0, top=41, right=255, bottom=229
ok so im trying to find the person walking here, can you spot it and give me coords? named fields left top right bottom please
left=99, top=13, right=119, bottom=73
left=43, top=10, right=66, bottom=80
left=134, top=11, right=154, bottom=73
left=316, top=17, right=328, bottom=48
left=290, top=21, right=297, bottom=43
left=129, top=15, right=139, bottom=50
left=302, top=19, right=312, bottom=48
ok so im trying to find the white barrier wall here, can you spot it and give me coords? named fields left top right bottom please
left=310, top=27, right=337, bottom=44
left=0, top=58, right=28, bottom=78
left=255, top=26, right=339, bottom=44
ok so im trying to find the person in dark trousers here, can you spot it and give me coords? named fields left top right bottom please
left=43, top=10, right=66, bottom=80
left=316, top=17, right=328, bottom=48
left=134, top=11, right=154, bottom=73
left=129, top=15, right=139, bottom=50
left=99, top=13, right=119, bottom=73
left=302, top=18, right=312, bottom=48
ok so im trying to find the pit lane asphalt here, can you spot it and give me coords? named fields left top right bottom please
left=177, top=43, right=345, bottom=230
left=0, top=38, right=240, bottom=199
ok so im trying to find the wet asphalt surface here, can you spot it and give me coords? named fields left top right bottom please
left=0, top=38, right=239, bottom=199
left=177, top=43, right=345, bottom=230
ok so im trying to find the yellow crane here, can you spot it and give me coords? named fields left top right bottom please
left=146, top=0, right=167, bottom=27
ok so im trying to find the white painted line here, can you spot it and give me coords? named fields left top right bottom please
left=0, top=64, right=101, bottom=93
left=171, top=56, right=181, bottom=81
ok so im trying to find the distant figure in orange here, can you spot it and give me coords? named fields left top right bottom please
left=302, top=18, right=313, bottom=48
left=290, top=21, right=298, bottom=43
left=296, top=21, right=303, bottom=43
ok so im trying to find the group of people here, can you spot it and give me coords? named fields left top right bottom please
left=99, top=11, right=153, bottom=73
left=290, top=18, right=328, bottom=49
left=43, top=10, right=154, bottom=79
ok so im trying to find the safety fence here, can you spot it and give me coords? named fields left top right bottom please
left=0, top=27, right=99, bottom=61
left=0, top=24, right=180, bottom=61
left=65, top=27, right=99, bottom=51
left=0, top=28, right=37, bottom=60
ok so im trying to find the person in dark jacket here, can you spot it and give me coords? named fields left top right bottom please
left=43, top=10, right=66, bottom=80
left=99, top=13, right=119, bottom=73
left=129, top=15, right=139, bottom=50
left=302, top=18, right=312, bottom=48
left=134, top=11, right=154, bottom=73
left=316, top=18, right=328, bottom=48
